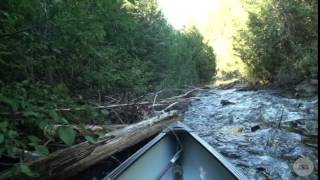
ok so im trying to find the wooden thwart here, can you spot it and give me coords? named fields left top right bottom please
left=0, top=111, right=181, bottom=180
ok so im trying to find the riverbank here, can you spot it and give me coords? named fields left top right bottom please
left=211, top=78, right=318, bottom=99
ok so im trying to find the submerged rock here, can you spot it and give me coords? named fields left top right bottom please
left=220, top=99, right=236, bottom=106
left=220, top=125, right=244, bottom=134
left=250, top=125, right=260, bottom=132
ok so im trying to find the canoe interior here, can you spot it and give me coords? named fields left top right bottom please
left=104, top=125, right=246, bottom=180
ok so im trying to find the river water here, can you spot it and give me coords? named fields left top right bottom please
left=183, top=88, right=318, bottom=180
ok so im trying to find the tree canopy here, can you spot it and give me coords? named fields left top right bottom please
left=234, top=0, right=318, bottom=84
left=1, top=0, right=216, bottom=95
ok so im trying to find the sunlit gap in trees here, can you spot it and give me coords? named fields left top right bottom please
left=157, top=0, right=248, bottom=82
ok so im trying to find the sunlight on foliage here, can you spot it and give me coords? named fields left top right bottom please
left=158, top=0, right=248, bottom=80
left=234, top=0, right=318, bottom=84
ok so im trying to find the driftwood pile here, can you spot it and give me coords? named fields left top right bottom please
left=87, top=88, right=201, bottom=124
left=0, top=111, right=181, bottom=179
left=0, top=88, right=202, bottom=179
left=44, top=88, right=200, bottom=136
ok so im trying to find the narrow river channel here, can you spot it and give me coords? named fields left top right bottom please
left=183, top=88, right=318, bottom=180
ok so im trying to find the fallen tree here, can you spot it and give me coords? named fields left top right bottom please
left=43, top=124, right=128, bottom=137
left=0, top=111, right=181, bottom=180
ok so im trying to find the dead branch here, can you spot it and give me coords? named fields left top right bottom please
left=162, top=102, right=180, bottom=112
left=164, top=88, right=201, bottom=101
left=0, top=88, right=200, bottom=117
left=109, top=109, right=126, bottom=124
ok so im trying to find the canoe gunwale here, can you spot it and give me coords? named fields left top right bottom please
left=104, top=132, right=167, bottom=180
left=167, top=123, right=248, bottom=180
left=104, top=123, right=248, bottom=180
left=188, top=130, right=247, bottom=179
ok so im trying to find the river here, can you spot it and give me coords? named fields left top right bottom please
left=183, top=87, right=318, bottom=180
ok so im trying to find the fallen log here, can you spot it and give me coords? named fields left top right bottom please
left=43, top=124, right=128, bottom=137
left=0, top=111, right=181, bottom=180
left=164, top=88, right=201, bottom=101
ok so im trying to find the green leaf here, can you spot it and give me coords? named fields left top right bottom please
left=100, top=109, right=110, bottom=116
left=49, top=110, right=59, bottom=121
left=57, top=126, right=76, bottom=145
left=8, top=146, right=18, bottom=158
left=38, top=121, right=48, bottom=129
left=8, top=130, right=18, bottom=138
left=28, top=136, right=41, bottom=144
left=0, top=134, right=4, bottom=144
left=19, top=164, right=34, bottom=177
left=52, top=48, right=61, bottom=54
left=127, top=0, right=135, bottom=4
left=0, top=121, right=8, bottom=131
left=0, top=147, right=4, bottom=158
left=34, top=145, right=49, bottom=156
left=60, top=117, right=69, bottom=124
left=23, top=111, right=39, bottom=117
left=92, top=111, right=99, bottom=118
left=84, top=135, right=97, bottom=144
left=0, top=95, right=18, bottom=111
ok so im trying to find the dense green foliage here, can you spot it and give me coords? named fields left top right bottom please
left=234, top=0, right=318, bottom=84
left=0, top=0, right=216, bottom=174
left=1, top=81, right=70, bottom=157
left=0, top=80, right=107, bottom=175
left=0, top=0, right=216, bottom=95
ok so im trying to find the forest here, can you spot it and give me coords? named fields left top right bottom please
left=234, top=0, right=318, bottom=85
left=0, top=0, right=318, bottom=178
